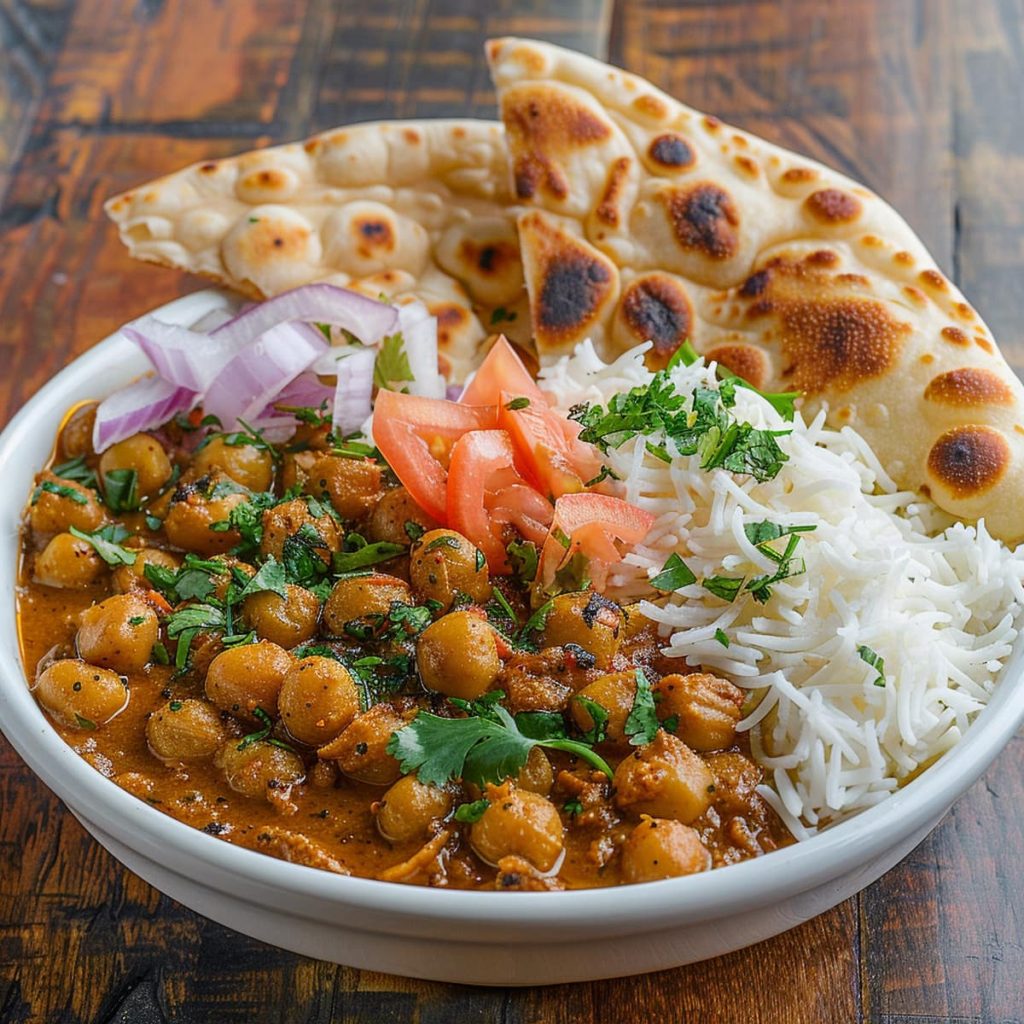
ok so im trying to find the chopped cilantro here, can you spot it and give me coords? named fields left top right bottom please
left=68, top=524, right=137, bottom=566
left=32, top=479, right=88, bottom=506
left=102, top=468, right=140, bottom=512
left=858, top=645, right=886, bottom=687
left=236, top=556, right=288, bottom=601
left=624, top=668, right=659, bottom=746
left=151, top=641, right=170, bottom=665
left=145, top=514, right=163, bottom=532
left=650, top=552, right=697, bottom=592
left=51, top=455, right=98, bottom=490
left=168, top=700, right=183, bottom=711
left=743, top=520, right=816, bottom=546
left=425, top=535, right=460, bottom=552
left=583, top=465, right=620, bottom=488
left=74, top=714, right=98, bottom=730
left=506, top=539, right=539, bottom=585
left=404, top=520, right=425, bottom=542
left=374, top=332, right=413, bottom=391
left=387, top=691, right=612, bottom=787
left=703, top=575, right=745, bottom=603
left=563, top=799, right=584, bottom=817
left=714, top=628, right=730, bottom=648
left=504, top=397, right=531, bottom=411
left=332, top=534, right=405, bottom=574
left=454, top=799, right=490, bottom=823
left=128, top=615, right=145, bottom=626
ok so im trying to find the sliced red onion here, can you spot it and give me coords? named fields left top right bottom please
left=202, top=321, right=328, bottom=429
left=262, top=371, right=335, bottom=414
left=93, top=375, right=196, bottom=452
left=211, top=283, right=397, bottom=349
left=121, top=317, right=243, bottom=392
left=332, top=347, right=377, bottom=437
left=446, top=383, right=464, bottom=402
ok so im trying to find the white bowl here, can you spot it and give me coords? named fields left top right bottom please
left=3, top=289, right=1023, bottom=986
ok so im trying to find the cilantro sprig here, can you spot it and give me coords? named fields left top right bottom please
left=569, top=371, right=790, bottom=483
left=69, top=524, right=137, bottom=566
left=388, top=691, right=613, bottom=787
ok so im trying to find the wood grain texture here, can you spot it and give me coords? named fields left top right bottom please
left=1, top=2, right=1022, bottom=1023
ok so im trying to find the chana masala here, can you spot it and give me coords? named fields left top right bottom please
left=17, top=337, right=792, bottom=891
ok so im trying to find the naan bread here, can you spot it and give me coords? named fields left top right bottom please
left=485, top=37, right=1024, bottom=543
left=104, top=119, right=528, bottom=381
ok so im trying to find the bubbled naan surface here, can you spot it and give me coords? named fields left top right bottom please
left=486, top=37, right=1024, bottom=542
left=105, top=119, right=528, bottom=381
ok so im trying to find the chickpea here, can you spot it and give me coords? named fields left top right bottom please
left=375, top=775, right=454, bottom=843
left=33, top=659, right=128, bottom=729
left=164, top=476, right=247, bottom=555
left=470, top=782, right=563, bottom=872
left=242, top=585, right=320, bottom=649
left=278, top=656, right=360, bottom=746
left=29, top=473, right=105, bottom=536
left=204, top=641, right=292, bottom=721
left=76, top=594, right=159, bottom=674
left=34, top=533, right=105, bottom=589
left=613, top=731, right=715, bottom=825
left=279, top=449, right=317, bottom=493
left=517, top=747, right=554, bottom=797
left=409, top=529, right=489, bottom=610
left=215, top=739, right=305, bottom=802
left=570, top=671, right=636, bottom=745
left=620, top=816, right=711, bottom=884
left=58, top=404, right=96, bottom=460
left=321, top=703, right=409, bottom=786
left=322, top=574, right=412, bottom=635
left=303, top=454, right=383, bottom=521
left=416, top=611, right=500, bottom=700
left=540, top=591, right=623, bottom=668
left=112, top=548, right=180, bottom=594
left=146, top=698, right=226, bottom=762
left=260, top=498, right=341, bottom=563
left=653, top=673, right=746, bottom=752
left=99, top=433, right=172, bottom=500
left=192, top=435, right=274, bottom=492
left=368, top=487, right=438, bottom=547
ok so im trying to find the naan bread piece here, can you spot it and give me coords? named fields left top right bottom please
left=105, top=119, right=527, bottom=381
left=486, top=38, right=1024, bottom=542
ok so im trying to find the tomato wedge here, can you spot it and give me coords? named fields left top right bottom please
left=498, top=391, right=604, bottom=499
left=447, top=429, right=542, bottom=571
left=373, top=389, right=494, bottom=522
left=539, top=493, right=656, bottom=590
left=459, top=336, right=545, bottom=408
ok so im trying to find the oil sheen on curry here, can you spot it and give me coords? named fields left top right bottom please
left=17, top=401, right=791, bottom=891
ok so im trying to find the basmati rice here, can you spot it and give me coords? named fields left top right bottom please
left=541, top=342, right=1024, bottom=835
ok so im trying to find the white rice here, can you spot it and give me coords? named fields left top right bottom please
left=541, top=342, right=1024, bottom=836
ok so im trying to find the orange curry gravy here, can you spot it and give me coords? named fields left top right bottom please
left=16, top=403, right=791, bottom=890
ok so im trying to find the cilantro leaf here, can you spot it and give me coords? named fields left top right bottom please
left=32, top=479, right=88, bottom=506
left=388, top=694, right=612, bottom=787
left=744, top=520, right=816, bottom=546
left=332, top=535, right=405, bottom=574
left=374, top=332, right=413, bottom=390
left=571, top=695, right=609, bottom=745
left=624, top=668, right=659, bottom=746
left=51, top=455, right=98, bottom=490
left=714, top=628, right=730, bottom=648
left=166, top=603, right=225, bottom=637
left=703, top=575, right=745, bottom=603
left=506, top=539, right=539, bottom=584
left=504, top=397, right=531, bottom=411
left=236, top=556, right=288, bottom=601
left=102, top=468, right=140, bottom=512
left=858, top=644, right=886, bottom=687
left=69, top=524, right=137, bottom=566
left=454, top=799, right=490, bottom=823
left=650, top=552, right=697, bottom=592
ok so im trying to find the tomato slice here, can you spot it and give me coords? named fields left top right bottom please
left=447, top=429, right=553, bottom=571
left=497, top=391, right=606, bottom=500
left=459, top=336, right=545, bottom=408
left=539, top=493, right=656, bottom=590
left=373, top=389, right=494, bottom=522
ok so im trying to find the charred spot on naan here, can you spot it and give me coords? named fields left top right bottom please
left=803, top=188, right=863, bottom=225
left=221, top=206, right=322, bottom=295
left=518, top=211, right=618, bottom=353
left=595, top=156, right=634, bottom=227
left=704, top=344, right=772, bottom=391
left=736, top=252, right=911, bottom=394
left=435, top=218, right=524, bottom=308
left=659, top=182, right=741, bottom=260
left=927, top=425, right=1011, bottom=499
left=613, top=273, right=693, bottom=368
left=235, top=167, right=300, bottom=204
left=502, top=83, right=615, bottom=203
left=923, top=368, right=1015, bottom=407
left=645, top=133, right=696, bottom=173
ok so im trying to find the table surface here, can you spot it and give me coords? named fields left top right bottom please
left=2, top=1, right=1023, bottom=1021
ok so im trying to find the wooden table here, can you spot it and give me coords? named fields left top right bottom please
left=1, top=2, right=1022, bottom=1020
